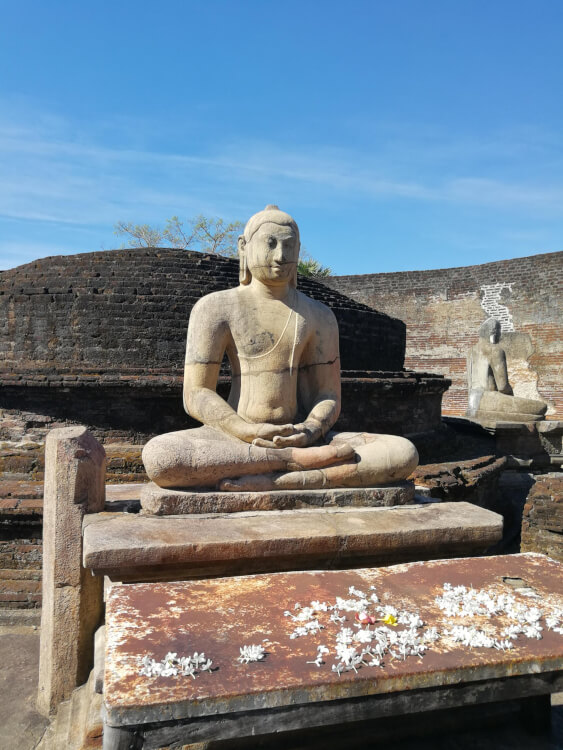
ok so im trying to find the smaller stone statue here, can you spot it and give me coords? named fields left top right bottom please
left=466, top=318, right=547, bottom=423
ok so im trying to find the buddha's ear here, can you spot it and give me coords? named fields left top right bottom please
left=290, top=242, right=299, bottom=288
left=238, top=235, right=251, bottom=285
left=290, top=264, right=297, bottom=288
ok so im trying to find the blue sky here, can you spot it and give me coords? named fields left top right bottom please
left=1, top=0, right=562, bottom=274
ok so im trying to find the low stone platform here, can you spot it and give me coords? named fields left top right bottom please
left=471, top=410, right=546, bottom=427
left=140, top=480, right=415, bottom=515
left=102, top=553, right=563, bottom=748
left=83, top=502, right=502, bottom=580
left=445, top=416, right=563, bottom=469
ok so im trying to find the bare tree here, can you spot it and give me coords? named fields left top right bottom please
left=114, top=215, right=331, bottom=276
left=114, top=215, right=243, bottom=256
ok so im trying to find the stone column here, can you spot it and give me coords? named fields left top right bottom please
left=37, top=426, right=106, bottom=716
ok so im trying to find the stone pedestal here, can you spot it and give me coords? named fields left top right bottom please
left=444, top=416, right=563, bottom=470
left=140, top=481, right=415, bottom=515
left=471, top=410, right=545, bottom=428
left=495, top=420, right=563, bottom=469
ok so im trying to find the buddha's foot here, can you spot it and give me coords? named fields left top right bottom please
left=219, top=443, right=355, bottom=491
left=278, top=441, right=355, bottom=471
left=219, top=461, right=358, bottom=492
left=220, top=433, right=418, bottom=492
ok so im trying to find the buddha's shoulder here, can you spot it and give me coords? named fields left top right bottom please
left=297, top=290, right=337, bottom=326
left=191, top=288, right=238, bottom=314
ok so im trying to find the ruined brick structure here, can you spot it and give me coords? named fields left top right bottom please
left=328, top=252, right=562, bottom=419
left=0, top=249, right=449, bottom=441
left=521, top=473, right=563, bottom=562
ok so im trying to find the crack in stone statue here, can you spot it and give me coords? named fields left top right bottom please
left=466, top=318, right=547, bottom=424
left=142, top=205, right=418, bottom=491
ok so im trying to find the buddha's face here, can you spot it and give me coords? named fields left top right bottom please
left=245, top=222, right=299, bottom=286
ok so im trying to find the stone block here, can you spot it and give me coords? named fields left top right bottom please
left=37, top=426, right=106, bottom=716
left=83, top=502, right=503, bottom=580
left=102, top=553, right=563, bottom=743
left=140, top=481, right=415, bottom=515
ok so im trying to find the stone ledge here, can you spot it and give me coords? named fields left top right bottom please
left=82, top=502, right=503, bottom=579
left=139, top=481, right=415, bottom=515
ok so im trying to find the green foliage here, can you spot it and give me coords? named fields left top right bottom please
left=114, top=215, right=331, bottom=276
left=297, top=251, right=332, bottom=278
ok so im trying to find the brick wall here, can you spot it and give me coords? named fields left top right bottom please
left=0, top=248, right=406, bottom=378
left=328, top=252, right=562, bottom=418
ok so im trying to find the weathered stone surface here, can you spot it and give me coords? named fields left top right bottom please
left=37, top=426, right=106, bottom=716
left=495, top=420, right=563, bottom=469
left=521, top=473, right=563, bottom=562
left=83, top=502, right=502, bottom=578
left=140, top=480, right=414, bottom=515
left=411, top=455, right=506, bottom=503
left=103, top=553, right=563, bottom=729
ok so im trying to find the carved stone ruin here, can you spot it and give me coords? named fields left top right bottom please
left=466, top=317, right=547, bottom=426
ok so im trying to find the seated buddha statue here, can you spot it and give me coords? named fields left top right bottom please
left=466, top=318, right=547, bottom=422
left=142, top=205, right=419, bottom=492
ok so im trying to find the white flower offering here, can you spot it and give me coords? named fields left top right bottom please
left=237, top=644, right=266, bottom=664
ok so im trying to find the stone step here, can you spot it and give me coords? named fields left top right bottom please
left=84, top=501, right=503, bottom=580
left=35, top=720, right=56, bottom=750
left=68, top=679, right=90, bottom=749
left=0, top=606, right=41, bottom=625
left=51, top=695, right=72, bottom=749
left=0, top=567, right=41, bottom=579
left=0, top=478, right=43, bottom=499
left=0, top=572, right=41, bottom=609
left=83, top=691, right=103, bottom=749
left=0, top=443, right=146, bottom=483
left=36, top=672, right=103, bottom=750
left=2, top=482, right=142, bottom=517
left=69, top=674, right=98, bottom=749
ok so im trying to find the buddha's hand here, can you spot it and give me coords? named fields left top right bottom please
left=238, top=422, right=297, bottom=446
left=263, top=420, right=323, bottom=449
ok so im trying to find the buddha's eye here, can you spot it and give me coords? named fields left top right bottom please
left=268, top=237, right=277, bottom=249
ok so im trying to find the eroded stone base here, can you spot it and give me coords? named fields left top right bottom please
left=140, top=481, right=415, bottom=515
left=469, top=410, right=545, bottom=428
left=450, top=416, right=563, bottom=469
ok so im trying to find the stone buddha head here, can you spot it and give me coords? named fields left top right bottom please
left=238, top=205, right=300, bottom=288
left=479, top=318, right=501, bottom=345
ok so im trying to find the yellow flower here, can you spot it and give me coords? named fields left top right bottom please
left=382, top=614, right=398, bottom=626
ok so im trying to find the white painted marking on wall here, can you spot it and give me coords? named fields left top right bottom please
left=480, top=283, right=514, bottom=331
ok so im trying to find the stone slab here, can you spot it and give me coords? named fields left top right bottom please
left=473, top=410, right=545, bottom=427
left=103, top=553, right=563, bottom=727
left=83, top=502, right=503, bottom=578
left=140, top=480, right=415, bottom=515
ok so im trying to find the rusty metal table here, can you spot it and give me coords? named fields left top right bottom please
left=103, top=553, right=563, bottom=749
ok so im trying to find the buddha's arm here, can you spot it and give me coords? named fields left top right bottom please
left=183, top=297, right=295, bottom=444
left=490, top=348, right=514, bottom=395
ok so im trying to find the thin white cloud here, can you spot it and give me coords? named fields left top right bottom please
left=1, top=102, right=563, bottom=238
